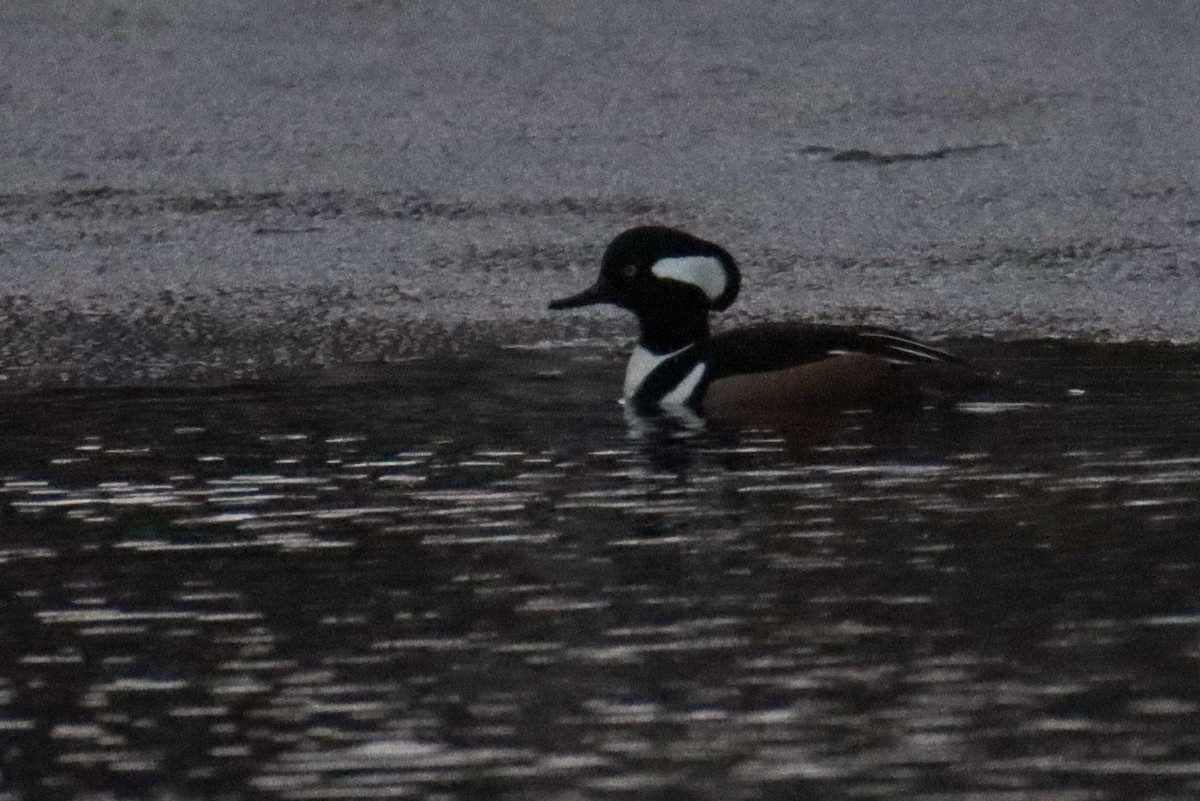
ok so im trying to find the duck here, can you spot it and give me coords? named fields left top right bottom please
left=548, top=225, right=990, bottom=423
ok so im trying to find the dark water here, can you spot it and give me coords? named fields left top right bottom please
left=2, top=342, right=1200, bottom=800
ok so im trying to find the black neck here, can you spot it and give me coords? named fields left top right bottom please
left=635, top=308, right=710, bottom=354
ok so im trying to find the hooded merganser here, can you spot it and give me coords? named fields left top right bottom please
left=549, top=226, right=990, bottom=421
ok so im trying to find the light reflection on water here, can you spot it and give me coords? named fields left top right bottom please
left=1, top=342, right=1200, bottom=800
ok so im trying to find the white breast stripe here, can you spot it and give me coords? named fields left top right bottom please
left=624, top=344, right=691, bottom=400
left=661, top=362, right=706, bottom=406
left=651, top=256, right=727, bottom=302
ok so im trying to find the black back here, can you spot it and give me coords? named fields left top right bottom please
left=703, top=322, right=966, bottom=381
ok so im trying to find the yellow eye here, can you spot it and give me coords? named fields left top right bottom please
left=623, top=264, right=638, bottom=278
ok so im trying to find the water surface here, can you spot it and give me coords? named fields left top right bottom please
left=2, top=342, right=1200, bottom=800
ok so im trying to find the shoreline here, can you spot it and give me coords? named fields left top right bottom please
left=3, top=2, right=1198, bottom=386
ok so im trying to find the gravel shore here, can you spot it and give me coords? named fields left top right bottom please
left=2, top=1, right=1198, bottom=385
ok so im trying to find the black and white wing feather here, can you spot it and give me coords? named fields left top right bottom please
left=837, top=330, right=962, bottom=366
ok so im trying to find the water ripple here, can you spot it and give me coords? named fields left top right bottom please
left=2, top=345, right=1200, bottom=798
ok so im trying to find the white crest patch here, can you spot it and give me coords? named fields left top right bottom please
left=650, top=256, right=727, bottom=302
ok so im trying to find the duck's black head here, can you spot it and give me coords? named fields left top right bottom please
left=549, top=226, right=741, bottom=352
